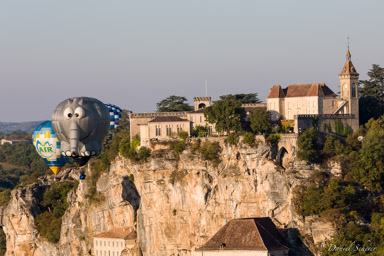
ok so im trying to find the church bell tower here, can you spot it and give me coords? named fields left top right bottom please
left=339, top=48, right=359, bottom=118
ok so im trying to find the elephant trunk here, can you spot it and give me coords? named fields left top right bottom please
left=70, top=121, right=80, bottom=156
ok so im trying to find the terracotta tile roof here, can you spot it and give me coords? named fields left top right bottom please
left=196, top=217, right=289, bottom=251
left=267, top=85, right=286, bottom=98
left=283, top=83, right=337, bottom=97
left=149, top=116, right=189, bottom=123
left=94, top=228, right=137, bottom=240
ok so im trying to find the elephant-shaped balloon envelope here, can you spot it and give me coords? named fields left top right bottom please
left=52, top=97, right=110, bottom=165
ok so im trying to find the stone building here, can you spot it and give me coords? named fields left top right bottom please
left=192, top=217, right=289, bottom=256
left=93, top=228, right=136, bottom=256
left=130, top=96, right=267, bottom=146
left=130, top=97, right=216, bottom=146
left=267, top=49, right=359, bottom=133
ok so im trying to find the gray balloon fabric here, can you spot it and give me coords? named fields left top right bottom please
left=52, top=97, right=110, bottom=158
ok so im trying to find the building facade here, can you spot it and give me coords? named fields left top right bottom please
left=267, top=49, right=359, bottom=133
left=93, top=228, right=136, bottom=256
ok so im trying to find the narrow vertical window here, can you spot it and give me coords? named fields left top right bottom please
left=352, top=83, right=356, bottom=97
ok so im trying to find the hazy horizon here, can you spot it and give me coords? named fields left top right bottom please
left=1, top=0, right=383, bottom=122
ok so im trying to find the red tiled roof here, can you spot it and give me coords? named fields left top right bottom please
left=267, top=85, right=286, bottom=98
left=149, top=116, right=189, bottom=123
left=94, top=228, right=136, bottom=240
left=283, top=83, right=337, bottom=97
left=196, top=217, right=289, bottom=251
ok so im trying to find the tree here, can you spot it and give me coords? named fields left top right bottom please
left=359, top=64, right=384, bottom=124
left=204, top=99, right=246, bottom=133
left=219, top=93, right=262, bottom=104
left=156, top=95, right=193, bottom=112
left=352, top=117, right=384, bottom=192
left=297, top=127, right=320, bottom=162
left=249, top=109, right=271, bottom=134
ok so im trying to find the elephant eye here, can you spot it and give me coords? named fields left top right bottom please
left=74, top=107, right=85, bottom=119
left=64, top=107, right=74, bottom=119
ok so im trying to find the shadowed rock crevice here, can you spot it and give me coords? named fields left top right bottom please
left=121, top=176, right=141, bottom=214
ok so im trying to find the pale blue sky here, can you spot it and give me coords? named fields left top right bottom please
left=1, top=0, right=383, bottom=122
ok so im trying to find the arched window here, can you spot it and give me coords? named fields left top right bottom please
left=352, top=83, right=356, bottom=97
left=198, top=103, right=206, bottom=109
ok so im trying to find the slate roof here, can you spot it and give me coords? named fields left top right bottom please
left=196, top=217, right=289, bottom=251
left=94, top=228, right=137, bottom=240
left=149, top=116, right=189, bottom=123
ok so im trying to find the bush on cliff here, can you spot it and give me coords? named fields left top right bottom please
left=35, top=181, right=77, bottom=243
left=200, top=141, right=221, bottom=165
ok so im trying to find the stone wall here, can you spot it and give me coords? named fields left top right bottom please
left=294, top=114, right=358, bottom=134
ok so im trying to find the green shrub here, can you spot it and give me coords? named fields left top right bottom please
left=191, top=126, right=208, bottom=137
left=335, top=119, right=344, bottom=135
left=243, top=132, right=256, bottom=147
left=119, top=136, right=131, bottom=157
left=265, top=133, right=280, bottom=146
left=343, top=124, right=352, bottom=136
left=172, top=209, right=177, bottom=216
left=297, top=128, right=319, bottom=162
left=0, top=189, right=11, bottom=207
left=178, top=131, right=189, bottom=140
left=322, top=135, right=336, bottom=157
left=36, top=181, right=76, bottom=243
left=225, top=133, right=239, bottom=145
left=138, top=147, right=151, bottom=161
left=200, top=141, right=221, bottom=163
left=192, top=138, right=201, bottom=151
left=131, top=135, right=140, bottom=150
left=129, top=174, right=135, bottom=183
left=171, top=141, right=186, bottom=155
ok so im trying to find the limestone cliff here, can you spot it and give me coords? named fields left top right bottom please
left=0, top=136, right=336, bottom=256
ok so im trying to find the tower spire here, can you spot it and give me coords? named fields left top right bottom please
left=346, top=37, right=351, bottom=61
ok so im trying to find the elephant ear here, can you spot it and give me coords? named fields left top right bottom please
left=66, top=98, right=73, bottom=106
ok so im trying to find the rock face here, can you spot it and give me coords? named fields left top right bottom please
left=0, top=136, right=336, bottom=256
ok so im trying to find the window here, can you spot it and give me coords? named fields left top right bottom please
left=352, top=83, right=356, bottom=97
left=104, top=241, right=106, bottom=246
left=121, top=242, right=123, bottom=247
left=96, top=240, right=98, bottom=246
left=108, top=241, right=110, bottom=246
left=332, top=101, right=335, bottom=107
left=112, top=241, right=114, bottom=247
left=166, top=125, right=172, bottom=136
left=96, top=250, right=98, bottom=256
left=200, top=116, right=203, bottom=122
left=155, top=125, right=161, bottom=136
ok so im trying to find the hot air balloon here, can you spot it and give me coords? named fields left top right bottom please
left=52, top=97, right=110, bottom=166
left=105, top=103, right=122, bottom=129
left=32, top=121, right=67, bottom=175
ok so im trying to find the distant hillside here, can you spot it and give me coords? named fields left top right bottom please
left=0, top=121, right=46, bottom=134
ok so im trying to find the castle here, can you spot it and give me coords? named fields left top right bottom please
left=267, top=48, right=359, bottom=133
left=129, top=49, right=359, bottom=143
